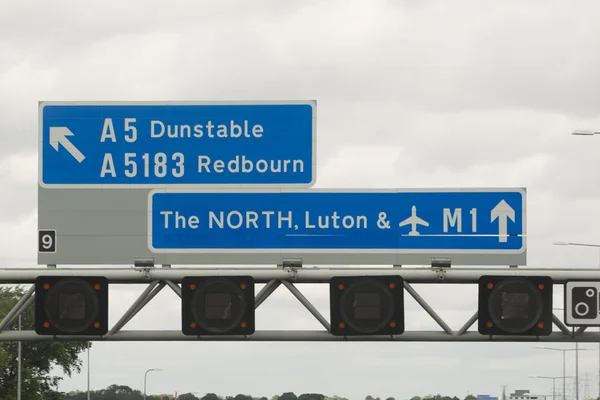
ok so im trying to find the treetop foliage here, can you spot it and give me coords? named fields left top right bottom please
left=0, top=285, right=91, bottom=400
left=62, top=387, right=482, bottom=400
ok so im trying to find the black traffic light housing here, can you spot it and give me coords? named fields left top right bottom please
left=34, top=276, right=109, bottom=335
left=330, top=275, right=404, bottom=336
left=181, top=276, right=255, bottom=336
left=478, top=275, right=553, bottom=336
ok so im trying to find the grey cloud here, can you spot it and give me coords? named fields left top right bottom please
left=0, top=0, right=305, bottom=46
left=3, top=0, right=600, bottom=160
left=159, top=1, right=600, bottom=116
left=0, top=152, right=37, bottom=222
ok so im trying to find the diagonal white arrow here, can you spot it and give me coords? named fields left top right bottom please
left=491, top=199, right=515, bottom=242
left=49, top=127, right=85, bottom=163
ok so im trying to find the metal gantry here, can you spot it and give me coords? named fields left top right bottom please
left=0, top=265, right=599, bottom=342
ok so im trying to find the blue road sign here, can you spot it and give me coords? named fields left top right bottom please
left=148, top=189, right=526, bottom=263
left=39, top=101, right=316, bottom=187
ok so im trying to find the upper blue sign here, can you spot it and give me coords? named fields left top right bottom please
left=148, top=189, right=526, bottom=262
left=39, top=101, right=316, bottom=188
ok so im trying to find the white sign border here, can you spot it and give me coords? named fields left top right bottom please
left=146, top=187, right=527, bottom=256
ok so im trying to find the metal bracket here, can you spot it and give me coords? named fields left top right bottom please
left=279, top=258, right=303, bottom=280
left=134, top=258, right=155, bottom=268
left=431, top=257, right=451, bottom=269
left=279, top=258, right=302, bottom=269
left=432, top=267, right=448, bottom=281
left=133, top=258, right=155, bottom=278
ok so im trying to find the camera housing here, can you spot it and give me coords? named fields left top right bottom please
left=564, top=281, right=600, bottom=326
left=572, top=286, right=598, bottom=319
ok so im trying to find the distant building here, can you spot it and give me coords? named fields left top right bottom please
left=509, top=389, right=546, bottom=400
left=478, top=395, right=499, bottom=400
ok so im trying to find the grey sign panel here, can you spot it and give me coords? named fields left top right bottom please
left=38, top=187, right=527, bottom=266
left=564, top=281, right=600, bottom=326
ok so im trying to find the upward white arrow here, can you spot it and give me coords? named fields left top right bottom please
left=49, top=127, right=85, bottom=163
left=491, top=199, right=515, bottom=243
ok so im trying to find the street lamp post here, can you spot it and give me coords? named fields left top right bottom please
left=554, top=241, right=600, bottom=400
left=537, top=345, right=594, bottom=400
left=17, top=315, right=21, bottom=400
left=567, top=128, right=600, bottom=397
left=536, top=347, right=582, bottom=400
left=572, top=129, right=600, bottom=136
left=87, top=346, right=90, bottom=400
left=553, top=241, right=600, bottom=253
left=530, top=376, right=575, bottom=400
left=143, top=368, right=162, bottom=400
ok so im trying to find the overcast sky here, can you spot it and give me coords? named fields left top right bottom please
left=2, top=0, right=600, bottom=399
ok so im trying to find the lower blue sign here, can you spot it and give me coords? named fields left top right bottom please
left=148, top=189, right=526, bottom=258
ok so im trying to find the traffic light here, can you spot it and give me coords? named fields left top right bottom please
left=181, top=276, right=255, bottom=335
left=34, top=276, right=109, bottom=335
left=330, top=275, right=404, bottom=336
left=478, top=275, right=553, bottom=336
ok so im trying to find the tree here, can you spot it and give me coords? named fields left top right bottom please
left=97, top=384, right=146, bottom=399
left=61, top=384, right=169, bottom=399
left=63, top=390, right=87, bottom=400
left=299, top=394, right=325, bottom=400
left=279, top=393, right=298, bottom=400
left=201, top=394, right=222, bottom=400
left=0, top=285, right=90, bottom=399
left=180, top=394, right=201, bottom=400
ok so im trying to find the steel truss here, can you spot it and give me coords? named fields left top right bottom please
left=0, top=266, right=598, bottom=342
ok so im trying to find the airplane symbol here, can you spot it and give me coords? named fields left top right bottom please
left=399, top=205, right=429, bottom=236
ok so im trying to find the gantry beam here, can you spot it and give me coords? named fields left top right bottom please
left=0, top=266, right=598, bottom=284
left=0, top=266, right=593, bottom=342
left=0, top=330, right=594, bottom=342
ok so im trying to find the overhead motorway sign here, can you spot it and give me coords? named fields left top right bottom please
left=148, top=187, right=525, bottom=266
left=38, top=101, right=316, bottom=188
left=565, top=281, right=600, bottom=326
left=148, top=188, right=526, bottom=259
left=38, top=188, right=526, bottom=266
